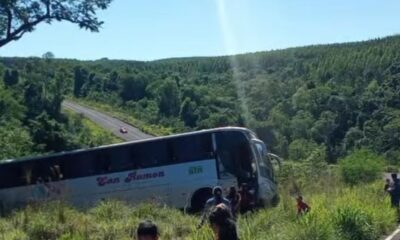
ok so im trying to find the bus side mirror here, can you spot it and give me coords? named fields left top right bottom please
left=268, top=153, right=283, bottom=170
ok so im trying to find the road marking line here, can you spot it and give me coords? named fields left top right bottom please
left=385, top=228, right=400, bottom=240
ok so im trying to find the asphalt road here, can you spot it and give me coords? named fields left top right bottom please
left=62, top=101, right=153, bottom=141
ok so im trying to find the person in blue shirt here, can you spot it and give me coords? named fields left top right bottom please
left=198, top=186, right=231, bottom=227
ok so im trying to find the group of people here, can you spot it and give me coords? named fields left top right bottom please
left=136, top=203, right=239, bottom=240
left=137, top=185, right=242, bottom=240
left=207, top=184, right=255, bottom=217
left=135, top=184, right=311, bottom=240
left=200, top=184, right=255, bottom=226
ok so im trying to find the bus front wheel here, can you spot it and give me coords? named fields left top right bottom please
left=190, top=188, right=213, bottom=213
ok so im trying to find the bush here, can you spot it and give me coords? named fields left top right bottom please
left=288, top=139, right=319, bottom=161
left=339, top=149, right=385, bottom=185
left=287, top=213, right=335, bottom=240
left=334, top=206, right=377, bottom=240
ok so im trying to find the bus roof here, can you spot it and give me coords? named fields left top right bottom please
left=0, top=127, right=255, bottom=166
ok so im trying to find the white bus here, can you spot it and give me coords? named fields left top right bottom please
left=0, top=127, right=280, bottom=213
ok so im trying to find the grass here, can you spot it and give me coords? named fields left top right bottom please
left=68, top=97, right=173, bottom=136
left=0, top=178, right=396, bottom=240
left=63, top=109, right=123, bottom=147
left=80, top=117, right=123, bottom=145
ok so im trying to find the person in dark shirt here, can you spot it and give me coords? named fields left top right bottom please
left=209, top=203, right=240, bottom=240
left=389, top=174, right=400, bottom=207
left=389, top=173, right=400, bottom=222
left=227, top=186, right=241, bottom=219
left=239, top=183, right=254, bottom=213
left=137, top=220, right=160, bottom=240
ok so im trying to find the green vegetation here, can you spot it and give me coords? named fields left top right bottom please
left=0, top=1, right=113, bottom=48
left=69, top=98, right=172, bottom=136
left=0, top=163, right=396, bottom=240
left=1, top=34, right=400, bottom=239
left=339, top=149, right=385, bottom=185
left=3, top=35, right=400, bottom=164
left=0, top=60, right=121, bottom=161
left=64, top=110, right=123, bottom=146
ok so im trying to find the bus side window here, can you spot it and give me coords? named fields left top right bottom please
left=132, top=141, right=170, bottom=169
left=50, top=164, right=63, bottom=181
left=22, top=165, right=33, bottom=185
left=107, top=147, right=133, bottom=172
left=0, top=164, right=24, bottom=188
left=63, top=152, right=97, bottom=178
left=93, top=151, right=111, bottom=174
left=170, top=133, right=213, bottom=163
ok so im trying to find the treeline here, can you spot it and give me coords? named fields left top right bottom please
left=0, top=58, right=117, bottom=160
left=2, top=35, right=400, bottom=163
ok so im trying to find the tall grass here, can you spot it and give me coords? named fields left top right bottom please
left=0, top=153, right=396, bottom=240
left=0, top=180, right=396, bottom=240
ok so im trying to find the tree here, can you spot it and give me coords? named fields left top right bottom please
left=28, top=112, right=68, bottom=152
left=120, top=74, right=148, bottom=102
left=73, top=66, right=88, bottom=97
left=42, top=51, right=55, bottom=59
left=0, top=87, right=25, bottom=122
left=0, top=123, right=34, bottom=160
left=3, top=69, right=19, bottom=86
left=24, top=78, right=47, bottom=119
left=104, top=71, right=120, bottom=92
left=288, top=138, right=319, bottom=161
left=0, top=0, right=113, bottom=48
left=180, top=98, right=198, bottom=127
left=158, top=79, right=181, bottom=117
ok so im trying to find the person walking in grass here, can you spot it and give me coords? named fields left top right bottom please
left=137, top=220, right=160, bottom=240
left=384, top=178, right=393, bottom=198
left=296, top=196, right=310, bottom=216
left=389, top=173, right=400, bottom=209
left=209, top=203, right=240, bottom=240
left=384, top=178, right=392, bottom=193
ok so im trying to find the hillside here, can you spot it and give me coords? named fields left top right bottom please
left=1, top=35, right=400, bottom=162
left=0, top=180, right=396, bottom=240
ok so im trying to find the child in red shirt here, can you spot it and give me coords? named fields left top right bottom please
left=296, top=196, right=310, bottom=216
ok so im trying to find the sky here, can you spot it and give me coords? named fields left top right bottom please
left=1, top=0, right=400, bottom=61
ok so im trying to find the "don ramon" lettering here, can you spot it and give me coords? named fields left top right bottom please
left=96, top=171, right=165, bottom=186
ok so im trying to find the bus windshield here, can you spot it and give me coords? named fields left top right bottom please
left=254, top=142, right=275, bottom=181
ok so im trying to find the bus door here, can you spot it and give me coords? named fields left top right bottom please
left=252, top=139, right=279, bottom=206
left=214, top=132, right=257, bottom=193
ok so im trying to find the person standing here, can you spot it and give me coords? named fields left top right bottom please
left=389, top=173, right=400, bottom=222
left=199, top=186, right=231, bottom=228
left=239, top=183, right=254, bottom=213
left=208, top=203, right=240, bottom=240
left=384, top=178, right=393, bottom=198
left=227, top=186, right=241, bottom=219
left=389, top=173, right=400, bottom=208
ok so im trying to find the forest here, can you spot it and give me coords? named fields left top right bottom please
left=1, top=35, right=400, bottom=164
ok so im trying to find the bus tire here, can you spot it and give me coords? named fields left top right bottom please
left=190, top=188, right=213, bottom=213
left=0, top=201, right=4, bottom=217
